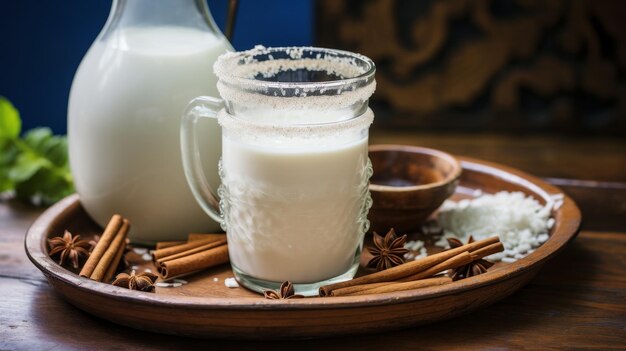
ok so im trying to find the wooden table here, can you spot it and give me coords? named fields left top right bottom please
left=1, top=133, right=625, bottom=350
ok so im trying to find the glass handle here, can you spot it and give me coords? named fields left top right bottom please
left=181, top=96, right=224, bottom=223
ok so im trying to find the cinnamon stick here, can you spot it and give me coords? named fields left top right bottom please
left=156, top=239, right=227, bottom=263
left=155, top=234, right=222, bottom=250
left=319, top=236, right=500, bottom=297
left=91, top=219, right=130, bottom=282
left=102, top=237, right=127, bottom=283
left=471, top=242, right=505, bottom=259
left=400, top=242, right=503, bottom=282
left=332, top=276, right=452, bottom=297
left=400, top=251, right=474, bottom=282
left=327, top=282, right=393, bottom=297
left=188, top=233, right=226, bottom=242
left=152, top=235, right=225, bottom=261
left=155, top=241, right=186, bottom=250
left=158, top=244, right=229, bottom=279
left=79, top=214, right=122, bottom=277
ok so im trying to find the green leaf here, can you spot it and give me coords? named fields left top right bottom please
left=23, top=128, right=53, bottom=150
left=0, top=97, right=74, bottom=205
left=0, top=141, right=19, bottom=165
left=0, top=97, right=21, bottom=139
left=22, top=128, right=69, bottom=167
left=0, top=176, right=14, bottom=193
left=8, top=152, right=49, bottom=182
left=41, top=136, right=68, bottom=166
left=15, top=167, right=73, bottom=205
left=0, top=166, right=15, bottom=193
left=0, top=142, right=19, bottom=192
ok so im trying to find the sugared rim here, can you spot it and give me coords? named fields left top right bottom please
left=213, top=46, right=376, bottom=92
left=368, top=145, right=463, bottom=192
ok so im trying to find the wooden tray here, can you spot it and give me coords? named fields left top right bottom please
left=25, top=157, right=581, bottom=339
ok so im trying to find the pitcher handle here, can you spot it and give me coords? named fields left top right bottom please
left=181, top=96, right=223, bottom=223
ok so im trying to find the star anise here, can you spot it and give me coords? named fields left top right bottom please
left=48, top=230, right=91, bottom=269
left=447, top=236, right=494, bottom=280
left=366, top=228, right=409, bottom=271
left=112, top=270, right=158, bottom=292
left=263, top=281, right=304, bottom=299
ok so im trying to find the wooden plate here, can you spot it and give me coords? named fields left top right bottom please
left=25, top=157, right=581, bottom=339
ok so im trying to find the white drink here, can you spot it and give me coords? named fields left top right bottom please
left=69, top=27, right=230, bottom=242
left=182, top=46, right=376, bottom=291
left=220, top=112, right=371, bottom=283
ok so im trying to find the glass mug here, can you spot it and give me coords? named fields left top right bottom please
left=181, top=46, right=376, bottom=295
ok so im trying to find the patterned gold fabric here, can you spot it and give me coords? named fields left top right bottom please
left=316, top=0, right=626, bottom=133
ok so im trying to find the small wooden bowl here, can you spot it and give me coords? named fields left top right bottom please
left=368, top=145, right=462, bottom=234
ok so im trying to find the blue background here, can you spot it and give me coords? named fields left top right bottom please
left=0, top=0, right=313, bottom=134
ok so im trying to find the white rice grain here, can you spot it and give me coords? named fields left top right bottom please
left=438, top=191, right=555, bottom=262
left=224, top=277, right=239, bottom=288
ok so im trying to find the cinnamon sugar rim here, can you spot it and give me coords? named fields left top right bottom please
left=213, top=46, right=376, bottom=93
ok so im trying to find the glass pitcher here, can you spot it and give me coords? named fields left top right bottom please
left=68, top=0, right=233, bottom=243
